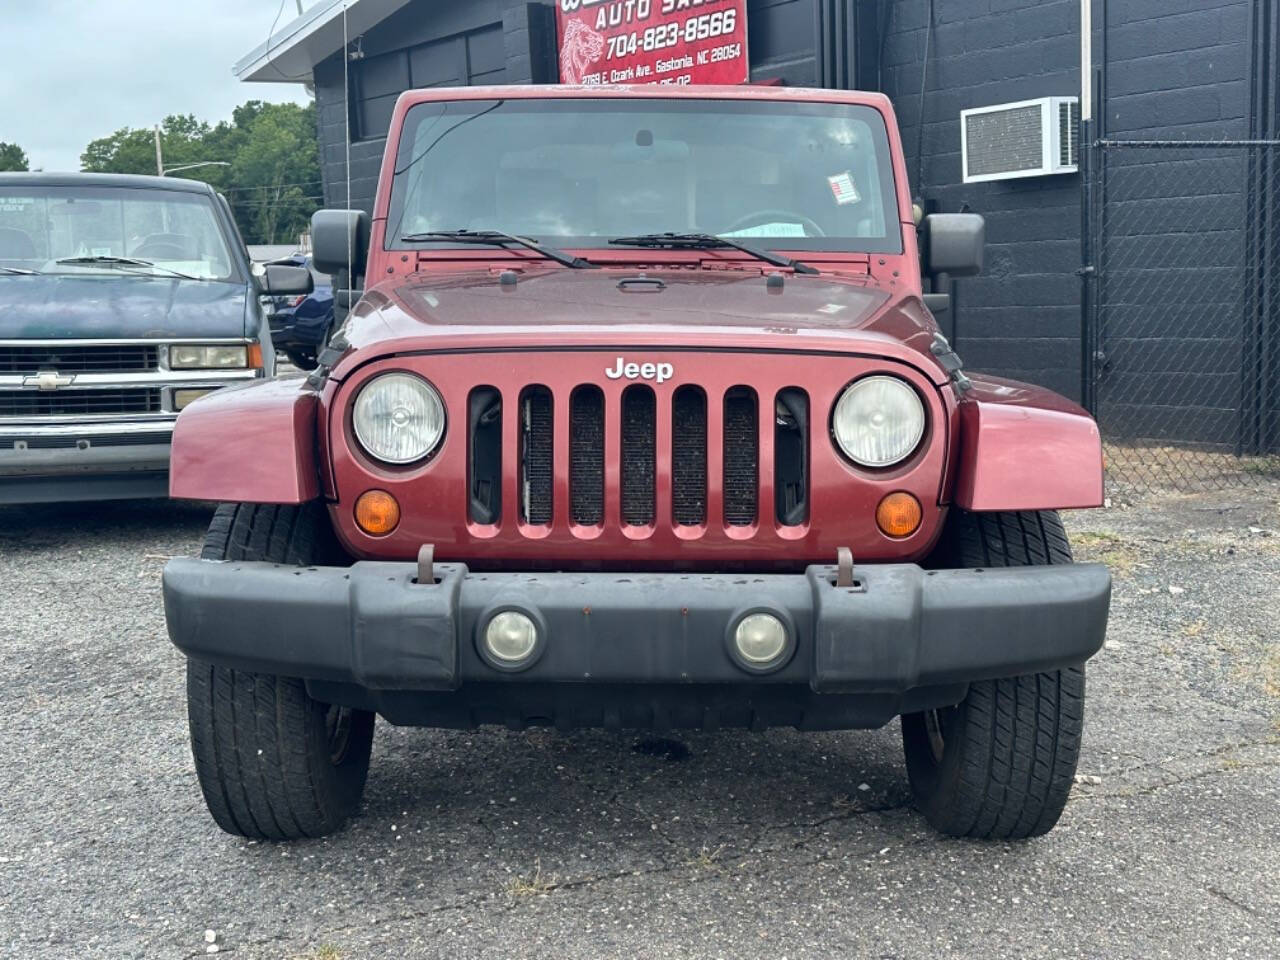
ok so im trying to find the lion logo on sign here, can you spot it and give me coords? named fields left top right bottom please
left=560, top=19, right=605, bottom=84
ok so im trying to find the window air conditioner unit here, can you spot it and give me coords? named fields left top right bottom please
left=961, top=97, right=1080, bottom=184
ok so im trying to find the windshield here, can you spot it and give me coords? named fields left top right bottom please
left=0, top=186, right=237, bottom=280
left=387, top=98, right=902, bottom=254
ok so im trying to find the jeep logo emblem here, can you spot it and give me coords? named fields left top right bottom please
left=605, top=357, right=674, bottom=384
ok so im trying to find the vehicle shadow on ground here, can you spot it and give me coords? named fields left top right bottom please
left=344, top=723, right=918, bottom=870
left=0, top=498, right=213, bottom=550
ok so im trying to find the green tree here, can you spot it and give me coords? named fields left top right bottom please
left=0, top=141, right=29, bottom=171
left=228, top=102, right=321, bottom=245
left=77, top=102, right=321, bottom=245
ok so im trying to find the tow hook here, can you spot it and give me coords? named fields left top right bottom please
left=417, top=544, right=436, bottom=585
left=836, top=547, right=857, bottom=588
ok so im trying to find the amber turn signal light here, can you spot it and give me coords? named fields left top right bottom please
left=876, top=492, right=923, bottom=539
left=355, top=490, right=401, bottom=536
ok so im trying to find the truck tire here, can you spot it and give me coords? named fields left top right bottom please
left=902, top=510, right=1086, bottom=840
left=186, top=504, right=375, bottom=840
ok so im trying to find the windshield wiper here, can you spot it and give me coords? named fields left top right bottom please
left=398, top=230, right=596, bottom=270
left=55, top=255, right=203, bottom=281
left=608, top=232, right=818, bottom=275
left=0, top=265, right=40, bottom=275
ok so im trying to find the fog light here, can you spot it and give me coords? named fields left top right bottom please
left=354, top=489, right=400, bottom=536
left=173, top=388, right=215, bottom=411
left=733, top=613, right=790, bottom=668
left=484, top=611, right=539, bottom=665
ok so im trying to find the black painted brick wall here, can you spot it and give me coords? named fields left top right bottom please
left=882, top=0, right=1257, bottom=412
left=1091, top=0, right=1256, bottom=446
left=881, top=0, right=1086, bottom=402
left=313, top=0, right=554, bottom=217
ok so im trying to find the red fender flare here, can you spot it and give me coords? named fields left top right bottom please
left=169, top=378, right=319, bottom=504
left=952, top=374, right=1104, bottom=512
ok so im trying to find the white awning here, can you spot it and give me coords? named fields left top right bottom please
left=234, top=0, right=417, bottom=84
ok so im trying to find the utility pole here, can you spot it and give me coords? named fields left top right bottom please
left=154, top=125, right=164, bottom=176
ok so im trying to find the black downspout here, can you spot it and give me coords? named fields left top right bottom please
left=1079, top=0, right=1104, bottom=415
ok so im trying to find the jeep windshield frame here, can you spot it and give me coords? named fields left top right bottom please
left=385, top=97, right=903, bottom=257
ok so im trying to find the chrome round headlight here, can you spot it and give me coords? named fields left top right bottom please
left=832, top=376, right=925, bottom=468
left=353, top=373, right=445, bottom=465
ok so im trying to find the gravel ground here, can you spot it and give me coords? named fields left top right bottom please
left=2, top=487, right=1278, bottom=960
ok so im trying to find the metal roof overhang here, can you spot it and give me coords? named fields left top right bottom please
left=234, top=0, right=417, bottom=83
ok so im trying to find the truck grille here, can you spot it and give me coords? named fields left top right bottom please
left=0, top=345, right=159, bottom=375
left=0, top=388, right=162, bottom=417
left=472, top=383, right=809, bottom=531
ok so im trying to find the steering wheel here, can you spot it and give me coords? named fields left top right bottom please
left=132, top=241, right=189, bottom=261
left=723, top=210, right=827, bottom=239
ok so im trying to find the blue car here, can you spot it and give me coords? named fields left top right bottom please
left=265, top=254, right=334, bottom=369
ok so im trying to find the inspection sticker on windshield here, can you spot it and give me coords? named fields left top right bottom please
left=827, top=172, right=861, bottom=206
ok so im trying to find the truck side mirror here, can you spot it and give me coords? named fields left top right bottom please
left=312, top=209, right=371, bottom=278
left=922, top=213, right=985, bottom=278
left=258, top=264, right=314, bottom=297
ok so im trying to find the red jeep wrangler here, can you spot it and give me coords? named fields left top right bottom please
left=163, top=85, right=1110, bottom=841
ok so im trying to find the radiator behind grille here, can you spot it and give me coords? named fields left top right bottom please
left=723, top=388, right=759, bottom=526
left=0, top=388, right=162, bottom=417
left=570, top=387, right=604, bottom=525
left=621, top=387, right=656, bottom=526
left=671, top=387, right=707, bottom=526
left=0, top=345, right=158, bottom=375
left=520, top=387, right=553, bottom=525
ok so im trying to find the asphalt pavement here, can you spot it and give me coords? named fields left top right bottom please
left=1, top=487, right=1277, bottom=960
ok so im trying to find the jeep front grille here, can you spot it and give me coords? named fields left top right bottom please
left=0, top=388, right=162, bottom=417
left=472, top=383, right=809, bottom=531
left=0, top=345, right=159, bottom=375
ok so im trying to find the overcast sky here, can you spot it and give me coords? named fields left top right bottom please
left=0, top=0, right=312, bottom=172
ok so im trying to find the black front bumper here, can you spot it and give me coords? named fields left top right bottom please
left=163, top=559, right=1110, bottom=728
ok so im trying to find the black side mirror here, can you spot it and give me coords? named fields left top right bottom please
left=922, top=213, right=985, bottom=278
left=312, top=209, right=371, bottom=278
left=258, top=264, right=314, bottom=297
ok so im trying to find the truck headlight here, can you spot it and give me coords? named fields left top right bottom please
left=169, top=344, right=249, bottom=369
left=353, top=372, right=445, bottom=465
left=832, top=376, right=925, bottom=468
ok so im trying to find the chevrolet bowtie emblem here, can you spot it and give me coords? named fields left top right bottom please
left=25, top=371, right=76, bottom=391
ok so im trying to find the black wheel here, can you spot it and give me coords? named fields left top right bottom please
left=283, top=347, right=319, bottom=371
left=902, top=510, right=1086, bottom=840
left=185, top=504, right=374, bottom=840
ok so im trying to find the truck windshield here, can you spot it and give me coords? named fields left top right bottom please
left=0, top=186, right=236, bottom=280
left=387, top=98, right=902, bottom=255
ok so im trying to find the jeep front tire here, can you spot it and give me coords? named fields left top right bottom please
left=901, top=510, right=1086, bottom=840
left=185, top=504, right=375, bottom=840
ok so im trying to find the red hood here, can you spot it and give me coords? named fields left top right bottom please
left=332, top=267, right=948, bottom=384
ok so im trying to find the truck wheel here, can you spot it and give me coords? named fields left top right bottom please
left=186, top=504, right=375, bottom=840
left=902, top=510, right=1086, bottom=840
left=283, top=347, right=318, bottom=371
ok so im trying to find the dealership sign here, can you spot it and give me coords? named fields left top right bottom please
left=556, top=0, right=749, bottom=87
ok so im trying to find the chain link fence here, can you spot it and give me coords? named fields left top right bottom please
left=1088, top=139, right=1280, bottom=496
